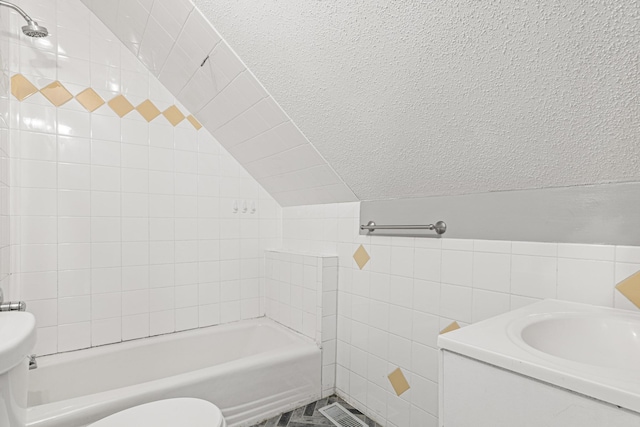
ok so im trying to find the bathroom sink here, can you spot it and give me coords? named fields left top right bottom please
left=517, top=313, right=640, bottom=372
left=0, top=311, right=36, bottom=374
left=438, top=300, right=640, bottom=414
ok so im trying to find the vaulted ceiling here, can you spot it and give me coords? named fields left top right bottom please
left=84, top=0, right=640, bottom=205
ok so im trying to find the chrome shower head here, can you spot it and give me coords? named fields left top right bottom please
left=22, top=21, right=48, bottom=38
left=0, top=0, right=49, bottom=38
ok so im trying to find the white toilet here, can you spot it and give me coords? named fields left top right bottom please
left=89, top=398, right=227, bottom=427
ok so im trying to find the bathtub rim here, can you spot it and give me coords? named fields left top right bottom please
left=27, top=317, right=322, bottom=427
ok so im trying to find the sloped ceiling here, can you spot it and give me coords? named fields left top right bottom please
left=194, top=0, right=640, bottom=201
left=84, top=0, right=640, bottom=204
left=81, top=0, right=357, bottom=206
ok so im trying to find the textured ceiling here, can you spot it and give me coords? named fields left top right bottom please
left=194, top=0, right=640, bottom=201
left=81, top=0, right=357, bottom=206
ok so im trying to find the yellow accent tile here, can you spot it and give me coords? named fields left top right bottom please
left=10, top=74, right=38, bottom=101
left=353, top=245, right=370, bottom=270
left=136, top=100, right=161, bottom=122
left=440, top=321, right=461, bottom=335
left=163, top=105, right=185, bottom=126
left=108, top=94, right=135, bottom=118
left=40, top=81, right=73, bottom=106
left=388, top=368, right=410, bottom=396
left=187, top=114, right=202, bottom=130
left=616, top=271, right=640, bottom=309
left=75, top=88, right=105, bottom=112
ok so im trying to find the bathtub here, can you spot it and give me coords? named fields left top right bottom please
left=26, top=318, right=322, bottom=427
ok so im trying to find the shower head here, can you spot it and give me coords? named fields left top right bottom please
left=22, top=21, right=48, bottom=38
left=0, top=0, right=49, bottom=38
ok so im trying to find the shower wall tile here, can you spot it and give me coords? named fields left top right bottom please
left=4, top=0, right=282, bottom=356
left=81, top=0, right=357, bottom=206
left=282, top=202, right=640, bottom=427
left=264, top=250, right=338, bottom=397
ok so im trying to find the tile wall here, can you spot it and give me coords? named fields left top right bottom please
left=265, top=250, right=338, bottom=397
left=81, top=0, right=357, bottom=207
left=281, top=202, right=640, bottom=427
left=4, top=0, right=281, bottom=356
left=0, top=7, right=10, bottom=300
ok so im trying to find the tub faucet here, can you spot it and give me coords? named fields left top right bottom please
left=28, top=354, right=37, bottom=370
left=0, top=289, right=27, bottom=311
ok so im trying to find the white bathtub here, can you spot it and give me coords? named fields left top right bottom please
left=26, top=318, right=321, bottom=427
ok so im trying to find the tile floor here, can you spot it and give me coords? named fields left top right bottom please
left=251, top=395, right=383, bottom=427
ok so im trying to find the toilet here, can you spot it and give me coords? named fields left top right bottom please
left=89, top=398, right=227, bottom=427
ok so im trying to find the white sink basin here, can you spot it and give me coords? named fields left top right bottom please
left=0, top=311, right=36, bottom=374
left=518, top=313, right=640, bottom=372
left=438, top=300, right=640, bottom=414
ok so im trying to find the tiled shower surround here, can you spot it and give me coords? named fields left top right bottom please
left=281, top=202, right=640, bottom=427
left=265, top=250, right=338, bottom=397
left=2, top=1, right=281, bottom=356
left=0, top=28, right=9, bottom=300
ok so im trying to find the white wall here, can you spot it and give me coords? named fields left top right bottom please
left=3, top=0, right=281, bottom=356
left=282, top=202, right=640, bottom=427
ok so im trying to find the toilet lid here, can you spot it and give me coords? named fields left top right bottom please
left=90, top=398, right=224, bottom=427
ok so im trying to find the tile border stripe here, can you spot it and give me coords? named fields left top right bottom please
left=10, top=73, right=201, bottom=130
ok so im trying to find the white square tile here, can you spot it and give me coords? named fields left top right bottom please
left=91, top=292, right=121, bottom=320
left=557, top=258, right=615, bottom=307
left=91, top=192, right=121, bottom=217
left=58, top=321, right=91, bottom=352
left=175, top=307, right=198, bottom=331
left=510, top=255, right=557, bottom=299
left=471, top=289, right=510, bottom=323
left=439, top=283, right=472, bottom=323
left=92, top=317, right=122, bottom=346
left=413, top=248, right=441, bottom=282
left=122, top=290, right=150, bottom=316
left=387, top=276, right=413, bottom=309
left=19, top=160, right=56, bottom=189
left=441, top=250, right=473, bottom=287
left=413, top=279, right=440, bottom=315
left=150, top=310, right=175, bottom=335
left=472, top=252, right=511, bottom=292
left=91, top=268, right=122, bottom=294
left=58, top=243, right=91, bottom=270
left=390, top=246, right=414, bottom=277
left=91, top=217, right=121, bottom=243
left=122, top=314, right=149, bottom=341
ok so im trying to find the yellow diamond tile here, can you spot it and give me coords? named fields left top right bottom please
left=353, top=244, right=370, bottom=270
left=136, top=100, right=161, bottom=122
left=388, top=368, right=410, bottom=396
left=108, top=94, right=135, bottom=118
left=40, top=81, right=73, bottom=106
left=187, top=114, right=202, bottom=130
left=440, top=321, right=461, bottom=335
left=11, top=74, right=39, bottom=101
left=616, top=270, right=640, bottom=309
left=75, top=88, right=105, bottom=112
left=163, top=105, right=185, bottom=126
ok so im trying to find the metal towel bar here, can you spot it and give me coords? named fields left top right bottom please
left=360, top=220, right=447, bottom=235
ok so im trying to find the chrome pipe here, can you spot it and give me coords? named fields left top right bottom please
left=0, top=0, right=32, bottom=22
left=0, top=301, right=27, bottom=311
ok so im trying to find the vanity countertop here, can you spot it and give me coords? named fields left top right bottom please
left=438, top=299, right=640, bottom=413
